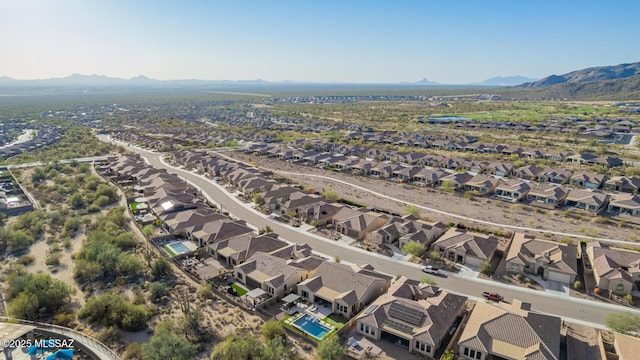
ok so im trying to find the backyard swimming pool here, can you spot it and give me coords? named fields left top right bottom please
left=167, top=242, right=189, bottom=255
left=292, top=314, right=332, bottom=340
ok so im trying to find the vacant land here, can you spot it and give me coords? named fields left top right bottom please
left=230, top=151, right=640, bottom=243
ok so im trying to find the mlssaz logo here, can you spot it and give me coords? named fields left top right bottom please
left=34, top=339, right=75, bottom=348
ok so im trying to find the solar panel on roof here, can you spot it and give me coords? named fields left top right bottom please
left=384, top=319, right=414, bottom=335
left=364, top=304, right=378, bottom=314
left=388, top=302, right=424, bottom=326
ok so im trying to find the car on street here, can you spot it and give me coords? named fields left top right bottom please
left=421, top=265, right=439, bottom=275
left=482, top=291, right=504, bottom=302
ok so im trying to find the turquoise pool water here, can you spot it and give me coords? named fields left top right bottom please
left=168, top=242, right=189, bottom=254
left=292, top=314, right=331, bottom=340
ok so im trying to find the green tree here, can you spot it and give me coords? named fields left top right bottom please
left=197, top=283, right=213, bottom=300
left=78, top=293, right=148, bottom=331
left=210, top=334, right=263, bottom=360
left=441, top=349, right=455, bottom=360
left=31, top=168, right=46, bottom=183
left=151, top=258, right=173, bottom=280
left=573, top=280, right=582, bottom=290
left=315, top=335, right=346, bottom=360
left=95, top=184, right=118, bottom=204
left=69, top=192, right=86, bottom=209
left=123, top=342, right=143, bottom=360
left=8, top=230, right=31, bottom=252
left=480, top=260, right=492, bottom=275
left=142, top=224, right=155, bottom=238
left=402, top=241, right=426, bottom=257
left=142, top=329, right=198, bottom=360
left=322, top=189, right=339, bottom=201
left=253, top=193, right=265, bottom=205
left=148, top=282, right=168, bottom=303
left=6, top=273, right=75, bottom=320
left=261, top=319, right=286, bottom=342
left=605, top=313, right=640, bottom=336
left=117, top=254, right=144, bottom=277
left=405, top=205, right=420, bottom=217
left=428, top=250, right=441, bottom=261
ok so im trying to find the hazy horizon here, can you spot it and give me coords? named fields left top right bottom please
left=2, top=0, right=639, bottom=84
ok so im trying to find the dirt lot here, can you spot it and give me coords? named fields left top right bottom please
left=227, top=151, right=640, bottom=244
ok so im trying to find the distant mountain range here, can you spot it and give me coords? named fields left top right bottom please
left=470, top=75, right=537, bottom=86
left=499, top=61, right=640, bottom=100
left=2, top=62, right=639, bottom=100
left=519, top=61, right=640, bottom=88
left=0, top=74, right=537, bottom=88
left=0, top=74, right=274, bottom=87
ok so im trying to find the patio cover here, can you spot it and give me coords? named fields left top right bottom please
left=281, top=294, right=300, bottom=304
left=246, top=288, right=267, bottom=300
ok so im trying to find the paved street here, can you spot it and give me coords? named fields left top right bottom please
left=106, top=137, right=640, bottom=328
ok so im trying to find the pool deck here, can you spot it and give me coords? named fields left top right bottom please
left=285, top=313, right=336, bottom=340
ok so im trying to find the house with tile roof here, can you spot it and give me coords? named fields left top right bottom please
left=514, top=165, right=544, bottom=181
left=485, top=162, right=514, bottom=177
left=585, top=242, right=640, bottom=295
left=208, top=232, right=288, bottom=266
left=458, top=300, right=561, bottom=360
left=614, top=332, right=640, bottom=360
left=604, top=176, right=640, bottom=194
left=234, top=251, right=323, bottom=300
left=565, top=189, right=609, bottom=214
left=493, top=179, right=531, bottom=202
left=432, top=228, right=499, bottom=267
left=537, top=167, right=572, bottom=184
left=368, top=215, right=446, bottom=248
left=464, top=175, right=500, bottom=195
left=355, top=277, right=467, bottom=357
left=411, top=168, right=448, bottom=187
left=569, top=171, right=606, bottom=189
left=608, top=193, right=640, bottom=216
left=526, top=183, right=568, bottom=208
left=190, top=219, right=253, bottom=247
left=296, top=262, right=391, bottom=319
left=332, top=208, right=389, bottom=241
left=437, top=172, right=473, bottom=191
left=506, top=233, right=577, bottom=286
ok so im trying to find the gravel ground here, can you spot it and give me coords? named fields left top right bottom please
left=227, top=151, right=640, bottom=244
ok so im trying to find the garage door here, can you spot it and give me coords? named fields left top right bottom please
left=546, top=271, right=571, bottom=284
left=466, top=256, right=483, bottom=267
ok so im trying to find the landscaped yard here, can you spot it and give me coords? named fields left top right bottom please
left=129, top=202, right=139, bottom=211
left=162, top=245, right=176, bottom=256
left=230, top=283, right=248, bottom=296
left=323, top=313, right=347, bottom=330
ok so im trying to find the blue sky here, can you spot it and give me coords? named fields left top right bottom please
left=1, top=0, right=639, bottom=83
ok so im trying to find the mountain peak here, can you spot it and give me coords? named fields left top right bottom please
left=415, top=77, right=439, bottom=85
left=519, top=61, right=640, bottom=88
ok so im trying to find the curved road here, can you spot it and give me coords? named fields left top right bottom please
left=108, top=139, right=640, bottom=328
